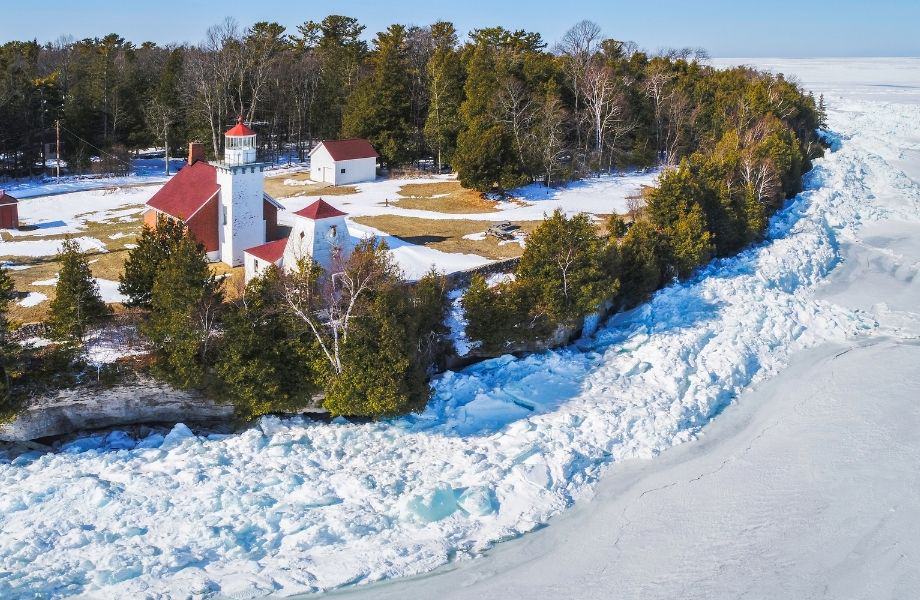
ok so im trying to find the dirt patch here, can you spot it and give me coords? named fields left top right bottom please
left=263, top=172, right=358, bottom=199
left=353, top=215, right=541, bottom=260
left=392, top=181, right=499, bottom=214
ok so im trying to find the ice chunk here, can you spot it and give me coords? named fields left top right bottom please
left=161, top=423, right=195, bottom=449
left=403, top=483, right=459, bottom=523
left=458, top=486, right=498, bottom=516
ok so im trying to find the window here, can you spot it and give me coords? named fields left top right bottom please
left=300, top=231, right=305, bottom=240
left=340, top=168, right=346, bottom=174
left=222, top=206, right=227, bottom=225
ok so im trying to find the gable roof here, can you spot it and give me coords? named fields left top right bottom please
left=312, top=139, right=379, bottom=162
left=146, top=161, right=219, bottom=221
left=294, top=198, right=347, bottom=220
left=244, top=238, right=287, bottom=263
left=0, top=191, right=17, bottom=206
left=226, top=116, right=256, bottom=137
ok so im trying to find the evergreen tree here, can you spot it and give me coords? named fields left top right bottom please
left=669, top=203, right=713, bottom=278
left=47, top=239, right=109, bottom=341
left=119, top=215, right=188, bottom=307
left=516, top=210, right=612, bottom=323
left=617, top=220, right=666, bottom=306
left=453, top=41, right=518, bottom=191
left=144, top=236, right=223, bottom=389
left=323, top=281, right=428, bottom=417
left=216, top=267, right=319, bottom=419
left=342, top=24, right=413, bottom=167
left=424, top=22, right=465, bottom=171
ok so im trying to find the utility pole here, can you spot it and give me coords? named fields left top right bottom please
left=55, top=119, right=61, bottom=178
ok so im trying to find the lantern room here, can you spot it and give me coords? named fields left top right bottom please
left=224, top=116, right=257, bottom=165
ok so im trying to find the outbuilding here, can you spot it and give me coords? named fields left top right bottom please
left=309, top=139, right=378, bottom=186
left=0, top=191, right=19, bottom=229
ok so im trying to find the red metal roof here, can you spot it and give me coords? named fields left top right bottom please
left=146, top=161, right=220, bottom=220
left=226, top=116, right=256, bottom=137
left=244, top=238, right=287, bottom=263
left=314, top=139, right=379, bottom=161
left=0, top=191, right=17, bottom=205
left=294, top=198, right=347, bottom=220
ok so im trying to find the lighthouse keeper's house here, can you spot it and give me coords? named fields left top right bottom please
left=144, top=117, right=355, bottom=282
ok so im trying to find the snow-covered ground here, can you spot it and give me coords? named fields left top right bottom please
left=2, top=58, right=919, bottom=599
left=332, top=57, right=920, bottom=600
left=277, top=170, right=657, bottom=223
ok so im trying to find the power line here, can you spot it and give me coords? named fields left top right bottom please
left=56, top=123, right=135, bottom=169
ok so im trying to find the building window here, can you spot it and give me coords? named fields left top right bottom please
left=340, top=168, right=346, bottom=174
left=222, top=206, right=227, bottom=225
left=300, top=231, right=305, bottom=240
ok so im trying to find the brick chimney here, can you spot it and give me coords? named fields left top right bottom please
left=188, top=141, right=205, bottom=165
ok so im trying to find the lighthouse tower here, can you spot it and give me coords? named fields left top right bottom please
left=217, top=116, right=266, bottom=266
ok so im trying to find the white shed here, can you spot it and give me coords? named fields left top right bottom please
left=309, top=139, right=379, bottom=186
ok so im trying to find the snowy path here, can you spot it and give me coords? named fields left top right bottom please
left=2, top=59, right=920, bottom=599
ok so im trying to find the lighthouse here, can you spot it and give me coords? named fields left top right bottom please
left=216, top=116, right=266, bottom=266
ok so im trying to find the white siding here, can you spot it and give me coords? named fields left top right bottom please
left=243, top=253, right=280, bottom=282
left=309, top=144, right=377, bottom=185
left=283, top=215, right=353, bottom=273
left=216, top=163, right=266, bottom=266
left=332, top=157, right=377, bottom=185
left=309, top=145, right=336, bottom=184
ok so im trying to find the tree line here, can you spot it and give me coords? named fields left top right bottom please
left=463, top=65, right=825, bottom=352
left=1, top=16, right=821, bottom=192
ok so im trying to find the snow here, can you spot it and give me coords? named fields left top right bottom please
left=95, top=279, right=127, bottom=304
left=5, top=186, right=153, bottom=242
left=2, top=59, right=919, bottom=599
left=16, top=291, right=47, bottom=307
left=22, top=277, right=126, bottom=305
left=347, top=221, right=493, bottom=280
left=0, top=236, right=108, bottom=258
left=278, top=170, right=656, bottom=224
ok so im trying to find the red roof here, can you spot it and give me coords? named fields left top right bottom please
left=0, top=191, right=17, bottom=206
left=244, top=238, right=287, bottom=263
left=294, top=198, right=347, bottom=220
left=226, top=116, right=255, bottom=137
left=146, top=161, right=219, bottom=220
left=314, top=139, right=379, bottom=161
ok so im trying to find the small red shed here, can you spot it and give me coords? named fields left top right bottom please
left=0, top=191, right=18, bottom=229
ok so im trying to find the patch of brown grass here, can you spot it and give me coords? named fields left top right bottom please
left=4, top=213, right=144, bottom=324
left=353, top=215, right=541, bottom=260
left=392, top=181, right=499, bottom=214
left=263, top=172, right=358, bottom=199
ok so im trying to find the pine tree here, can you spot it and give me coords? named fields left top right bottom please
left=516, top=210, right=612, bottom=323
left=617, top=220, right=666, bottom=306
left=47, top=238, right=109, bottom=341
left=342, top=24, right=413, bottom=167
left=144, top=236, right=222, bottom=389
left=453, top=41, right=517, bottom=191
left=216, top=267, right=319, bottom=419
left=119, top=215, right=188, bottom=307
left=669, top=203, right=713, bottom=278
left=424, top=22, right=465, bottom=172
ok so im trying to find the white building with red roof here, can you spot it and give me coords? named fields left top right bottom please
left=145, top=118, right=356, bottom=282
left=244, top=198, right=352, bottom=282
left=309, top=139, right=379, bottom=186
left=144, top=117, right=284, bottom=265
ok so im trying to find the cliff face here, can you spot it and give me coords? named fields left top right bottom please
left=0, top=378, right=234, bottom=442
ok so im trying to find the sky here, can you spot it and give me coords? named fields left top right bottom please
left=3, top=0, right=919, bottom=57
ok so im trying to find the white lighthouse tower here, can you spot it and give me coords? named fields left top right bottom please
left=216, top=116, right=266, bottom=266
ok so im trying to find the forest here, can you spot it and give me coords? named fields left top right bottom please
left=0, top=16, right=819, bottom=190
